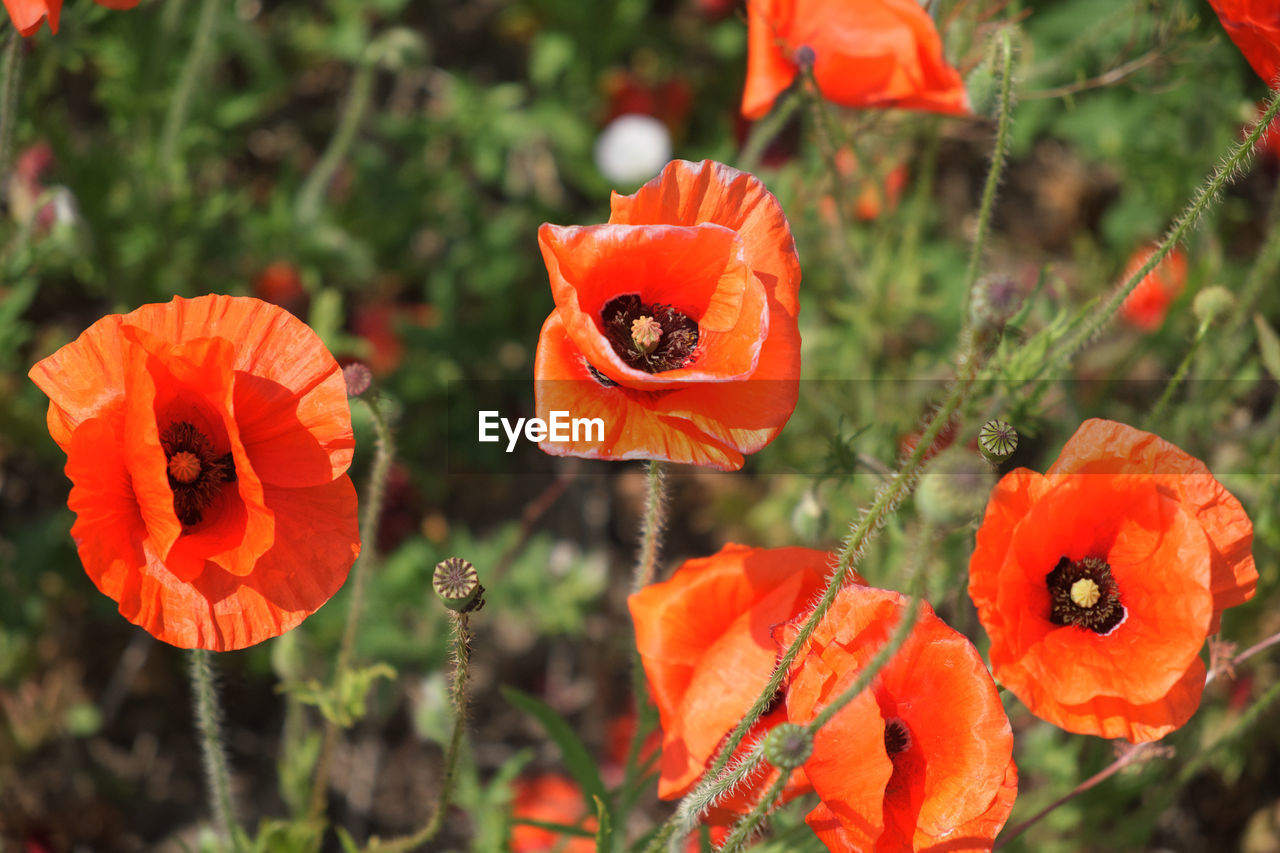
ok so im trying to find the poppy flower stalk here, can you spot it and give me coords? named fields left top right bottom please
left=633, top=460, right=667, bottom=591
left=0, top=32, right=23, bottom=182
left=190, top=649, right=240, bottom=846
left=308, top=393, right=396, bottom=822
left=159, top=0, right=221, bottom=178
left=1049, top=87, right=1280, bottom=372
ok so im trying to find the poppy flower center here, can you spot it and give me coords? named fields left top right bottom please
left=160, top=421, right=236, bottom=527
left=883, top=716, right=912, bottom=757
left=600, top=294, right=699, bottom=374
left=1046, top=555, right=1125, bottom=634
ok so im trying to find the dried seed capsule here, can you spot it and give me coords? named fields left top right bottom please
left=434, top=557, right=485, bottom=613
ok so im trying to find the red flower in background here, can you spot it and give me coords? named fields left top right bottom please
left=742, top=0, right=970, bottom=119
left=534, top=159, right=801, bottom=470
left=628, top=544, right=854, bottom=817
left=969, top=419, right=1256, bottom=742
left=1207, top=0, right=1280, bottom=84
left=1118, top=245, right=1187, bottom=331
left=3, top=0, right=138, bottom=37
left=29, top=295, right=359, bottom=650
left=778, top=587, right=1016, bottom=851
left=510, top=774, right=596, bottom=852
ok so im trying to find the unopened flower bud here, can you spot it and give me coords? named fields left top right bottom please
left=434, top=557, right=485, bottom=613
left=917, top=447, right=996, bottom=525
left=793, top=45, right=816, bottom=69
left=343, top=363, right=373, bottom=398
left=763, top=722, right=813, bottom=770
left=979, top=419, right=1019, bottom=464
left=969, top=275, right=1022, bottom=336
left=1192, top=286, right=1235, bottom=326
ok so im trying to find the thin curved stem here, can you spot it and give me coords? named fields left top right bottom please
left=633, top=460, right=666, bottom=592
left=159, top=0, right=221, bottom=179
left=296, top=60, right=376, bottom=224
left=308, top=394, right=395, bottom=821
left=190, top=649, right=241, bottom=850
left=0, top=30, right=24, bottom=185
left=963, top=27, right=1016, bottom=310
left=368, top=612, right=472, bottom=852
left=738, top=86, right=802, bottom=174
left=1145, top=314, right=1211, bottom=430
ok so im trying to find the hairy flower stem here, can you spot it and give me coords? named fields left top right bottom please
left=308, top=395, right=395, bottom=822
left=994, top=743, right=1151, bottom=849
left=962, top=27, right=1016, bottom=311
left=646, top=40, right=1020, bottom=853
left=633, top=460, right=667, bottom=592
left=0, top=31, right=23, bottom=184
left=158, top=0, right=220, bottom=179
left=739, top=87, right=802, bottom=174
left=189, top=649, right=241, bottom=851
left=1042, top=87, right=1280, bottom=374
left=1145, top=313, right=1212, bottom=430
left=296, top=60, right=375, bottom=224
left=716, top=761, right=789, bottom=853
left=368, top=613, right=472, bottom=852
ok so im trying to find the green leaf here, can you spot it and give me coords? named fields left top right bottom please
left=499, top=686, right=609, bottom=818
left=593, top=794, right=613, bottom=852
left=284, top=662, right=396, bottom=728
left=1255, top=314, right=1280, bottom=383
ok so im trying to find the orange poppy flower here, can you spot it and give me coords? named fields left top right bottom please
left=628, top=544, right=853, bottom=816
left=742, top=0, right=971, bottom=119
left=534, top=159, right=801, bottom=470
left=778, top=587, right=1017, bottom=851
left=969, top=419, right=1256, bottom=742
left=3, top=0, right=137, bottom=36
left=1207, top=0, right=1280, bottom=85
left=29, top=294, right=359, bottom=651
left=510, top=774, right=597, bottom=852
left=1118, top=245, right=1188, bottom=331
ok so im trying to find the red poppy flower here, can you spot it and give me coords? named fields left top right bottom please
left=628, top=544, right=853, bottom=815
left=1118, top=245, right=1188, bottom=331
left=969, top=419, right=1256, bottom=742
left=510, top=774, right=597, bottom=852
left=534, top=159, right=801, bottom=470
left=778, top=587, right=1017, bottom=851
left=1207, top=0, right=1280, bottom=85
left=29, top=295, right=359, bottom=651
left=742, top=0, right=971, bottom=119
left=3, top=0, right=137, bottom=37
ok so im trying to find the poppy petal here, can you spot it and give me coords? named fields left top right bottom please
left=2, top=0, right=60, bottom=35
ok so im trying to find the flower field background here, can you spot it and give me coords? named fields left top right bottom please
left=2, top=0, right=1280, bottom=851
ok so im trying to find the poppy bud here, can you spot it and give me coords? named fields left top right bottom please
left=1192, top=286, right=1235, bottom=326
left=917, top=447, right=995, bottom=525
left=979, top=419, right=1019, bottom=464
left=434, top=557, right=485, bottom=613
left=762, top=722, right=813, bottom=770
left=969, top=275, right=1021, bottom=336
left=343, top=362, right=373, bottom=398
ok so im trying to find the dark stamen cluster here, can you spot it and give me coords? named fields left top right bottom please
left=883, top=716, right=912, bottom=756
left=160, top=421, right=236, bottom=527
left=1046, top=555, right=1125, bottom=634
left=599, top=294, right=699, bottom=374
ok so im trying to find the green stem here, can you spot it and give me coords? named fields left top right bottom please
left=994, top=743, right=1151, bottom=849
left=1176, top=678, right=1280, bottom=787
left=644, top=32, right=1019, bottom=853
left=190, top=649, right=241, bottom=850
left=738, top=87, right=802, bottom=174
left=296, top=60, right=376, bottom=224
left=715, top=760, right=789, bottom=853
left=963, top=28, right=1016, bottom=311
left=1045, top=87, right=1280, bottom=372
left=368, top=612, right=472, bottom=852
left=0, top=30, right=23, bottom=185
left=803, top=69, right=864, bottom=295
left=633, top=460, right=666, bottom=592
left=158, top=0, right=220, bottom=179
left=308, top=394, right=395, bottom=821
left=1145, top=315, right=1211, bottom=431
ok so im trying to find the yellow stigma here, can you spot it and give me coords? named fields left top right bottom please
left=631, top=315, right=662, bottom=354
left=1070, top=578, right=1101, bottom=609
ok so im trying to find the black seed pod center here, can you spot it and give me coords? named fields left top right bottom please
left=599, top=294, right=699, bottom=374
left=883, top=717, right=912, bottom=757
left=1046, top=555, right=1125, bottom=634
left=160, top=421, right=236, bottom=527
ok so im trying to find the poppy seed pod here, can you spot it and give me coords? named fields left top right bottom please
left=433, top=557, right=485, bottom=613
